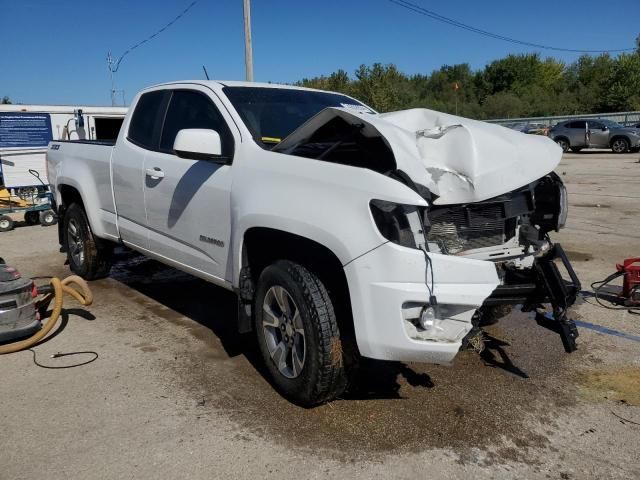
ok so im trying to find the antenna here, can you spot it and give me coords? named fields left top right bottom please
left=202, top=65, right=210, bottom=80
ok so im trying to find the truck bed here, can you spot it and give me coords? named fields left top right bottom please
left=46, top=139, right=117, bottom=238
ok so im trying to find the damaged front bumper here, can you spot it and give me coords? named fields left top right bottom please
left=344, top=241, right=499, bottom=364
left=345, top=240, right=581, bottom=364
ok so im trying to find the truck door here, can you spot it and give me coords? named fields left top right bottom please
left=142, top=88, right=235, bottom=283
left=112, top=90, right=169, bottom=249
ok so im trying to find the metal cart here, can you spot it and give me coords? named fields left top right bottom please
left=0, top=170, right=56, bottom=232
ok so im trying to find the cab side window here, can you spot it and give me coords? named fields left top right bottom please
left=160, top=90, right=234, bottom=159
left=128, top=90, right=167, bottom=149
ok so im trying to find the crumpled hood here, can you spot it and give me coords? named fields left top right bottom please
left=275, top=107, right=562, bottom=205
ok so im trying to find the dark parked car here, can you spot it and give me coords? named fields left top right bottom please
left=549, top=119, right=640, bottom=153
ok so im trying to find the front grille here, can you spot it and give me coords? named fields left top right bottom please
left=427, top=204, right=506, bottom=253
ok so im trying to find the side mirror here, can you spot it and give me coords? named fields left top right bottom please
left=602, top=126, right=608, bottom=131
left=173, top=128, right=224, bottom=161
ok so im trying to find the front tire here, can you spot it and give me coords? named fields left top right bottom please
left=254, top=260, right=347, bottom=406
left=63, top=203, right=113, bottom=280
left=555, top=137, right=570, bottom=152
left=570, top=147, right=583, bottom=153
left=611, top=137, right=630, bottom=153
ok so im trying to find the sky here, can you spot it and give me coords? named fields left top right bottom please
left=1, top=0, right=638, bottom=106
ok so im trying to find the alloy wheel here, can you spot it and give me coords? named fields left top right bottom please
left=612, top=139, right=628, bottom=153
left=261, top=285, right=306, bottom=379
left=67, top=218, right=85, bottom=266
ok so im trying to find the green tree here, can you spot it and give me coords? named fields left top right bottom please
left=296, top=47, right=639, bottom=119
left=601, top=52, right=640, bottom=111
left=351, top=63, right=414, bottom=112
left=1, top=96, right=11, bottom=104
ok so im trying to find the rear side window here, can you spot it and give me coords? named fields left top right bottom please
left=567, top=121, right=586, bottom=129
left=160, top=90, right=234, bottom=158
left=128, top=91, right=167, bottom=149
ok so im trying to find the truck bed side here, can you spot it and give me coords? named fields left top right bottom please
left=47, top=140, right=119, bottom=241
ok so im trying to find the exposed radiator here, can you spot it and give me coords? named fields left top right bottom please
left=427, top=204, right=506, bottom=253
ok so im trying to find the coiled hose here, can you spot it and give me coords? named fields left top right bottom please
left=0, top=275, right=93, bottom=355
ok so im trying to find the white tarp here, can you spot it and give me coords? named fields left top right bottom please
left=0, top=150, right=48, bottom=187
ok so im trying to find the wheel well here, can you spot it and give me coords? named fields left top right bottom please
left=610, top=135, right=629, bottom=146
left=57, top=185, right=84, bottom=247
left=555, top=136, right=569, bottom=145
left=242, top=227, right=357, bottom=356
left=59, top=184, right=84, bottom=210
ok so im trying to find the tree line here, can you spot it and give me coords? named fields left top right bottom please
left=297, top=51, right=640, bottom=119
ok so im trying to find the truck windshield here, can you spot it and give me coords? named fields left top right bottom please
left=222, top=86, right=373, bottom=148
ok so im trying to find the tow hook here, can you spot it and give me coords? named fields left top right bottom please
left=531, top=244, right=581, bottom=353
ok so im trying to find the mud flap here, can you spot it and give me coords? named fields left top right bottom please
left=532, top=244, right=581, bottom=352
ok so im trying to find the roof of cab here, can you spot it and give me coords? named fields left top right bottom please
left=144, top=80, right=330, bottom=94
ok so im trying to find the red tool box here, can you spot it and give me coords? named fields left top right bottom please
left=616, top=258, right=640, bottom=303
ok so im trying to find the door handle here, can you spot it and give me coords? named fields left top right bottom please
left=145, top=167, right=164, bottom=179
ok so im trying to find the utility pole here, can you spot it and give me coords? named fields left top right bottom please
left=243, top=0, right=254, bottom=82
left=453, top=82, right=459, bottom=116
left=106, top=52, right=126, bottom=106
left=107, top=52, right=116, bottom=107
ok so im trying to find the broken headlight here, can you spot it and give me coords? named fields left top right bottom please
left=531, top=173, right=568, bottom=233
left=558, top=181, right=568, bottom=229
left=370, top=200, right=427, bottom=249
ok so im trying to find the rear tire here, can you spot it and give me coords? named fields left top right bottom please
left=254, top=260, right=347, bottom=407
left=63, top=203, right=113, bottom=280
left=0, top=215, right=14, bottom=232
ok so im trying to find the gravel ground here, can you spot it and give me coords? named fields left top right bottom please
left=1, top=150, right=639, bottom=479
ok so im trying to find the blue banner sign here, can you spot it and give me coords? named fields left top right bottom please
left=0, top=112, right=53, bottom=148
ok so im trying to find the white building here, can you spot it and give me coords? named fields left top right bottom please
left=0, top=104, right=127, bottom=188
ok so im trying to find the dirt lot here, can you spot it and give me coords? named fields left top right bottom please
left=1, top=150, right=639, bottom=479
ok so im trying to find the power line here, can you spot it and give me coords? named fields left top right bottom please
left=388, top=0, right=636, bottom=54
left=108, top=0, right=199, bottom=73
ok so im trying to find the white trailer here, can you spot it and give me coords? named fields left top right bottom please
left=0, top=104, right=127, bottom=188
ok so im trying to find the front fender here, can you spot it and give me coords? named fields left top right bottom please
left=229, top=149, right=427, bottom=286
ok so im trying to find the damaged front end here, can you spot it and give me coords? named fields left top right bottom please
left=275, top=106, right=581, bottom=356
left=426, top=173, right=580, bottom=353
left=369, top=170, right=581, bottom=353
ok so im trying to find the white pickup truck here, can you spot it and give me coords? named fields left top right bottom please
left=47, top=80, right=581, bottom=406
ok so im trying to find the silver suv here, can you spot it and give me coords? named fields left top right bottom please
left=549, top=119, right=640, bottom=153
